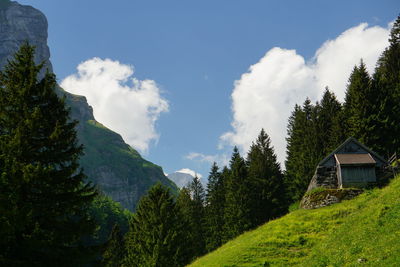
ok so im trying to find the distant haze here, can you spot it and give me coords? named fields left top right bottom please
left=168, top=168, right=206, bottom=188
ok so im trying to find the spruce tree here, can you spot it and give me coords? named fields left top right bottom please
left=368, top=15, right=400, bottom=156
left=284, top=99, right=319, bottom=201
left=247, top=129, right=286, bottom=226
left=175, top=187, right=195, bottom=259
left=124, top=183, right=189, bottom=267
left=0, top=44, right=97, bottom=265
left=343, top=61, right=371, bottom=142
left=176, top=177, right=206, bottom=260
left=205, top=162, right=225, bottom=251
left=223, top=147, right=251, bottom=241
left=188, top=176, right=206, bottom=255
left=316, top=87, right=343, bottom=155
left=284, top=104, right=304, bottom=201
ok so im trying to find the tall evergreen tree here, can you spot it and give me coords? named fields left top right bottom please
left=284, top=104, right=304, bottom=201
left=223, top=147, right=251, bottom=241
left=368, top=15, right=400, bottom=156
left=205, top=162, right=225, bottom=251
left=316, top=88, right=343, bottom=156
left=0, top=44, right=97, bottom=266
left=124, top=183, right=189, bottom=267
left=343, top=61, right=371, bottom=142
left=284, top=99, right=319, bottom=201
left=247, top=129, right=286, bottom=226
left=176, top=177, right=206, bottom=259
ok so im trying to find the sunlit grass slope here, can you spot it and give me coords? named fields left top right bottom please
left=190, top=175, right=400, bottom=266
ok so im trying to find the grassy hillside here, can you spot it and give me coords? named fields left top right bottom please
left=190, top=175, right=400, bottom=266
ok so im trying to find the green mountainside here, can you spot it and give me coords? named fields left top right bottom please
left=65, top=90, right=177, bottom=211
left=190, top=174, right=400, bottom=266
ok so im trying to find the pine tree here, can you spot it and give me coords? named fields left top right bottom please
left=124, top=183, right=189, bottom=267
left=0, top=44, right=97, bottom=265
left=205, top=162, right=225, bottom=251
left=247, top=129, right=286, bottom=226
left=223, top=147, right=251, bottom=241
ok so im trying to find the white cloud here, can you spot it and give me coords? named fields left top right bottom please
left=176, top=168, right=203, bottom=179
left=220, top=22, right=390, bottom=166
left=61, top=58, right=168, bottom=153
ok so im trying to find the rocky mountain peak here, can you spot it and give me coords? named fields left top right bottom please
left=0, top=0, right=52, bottom=74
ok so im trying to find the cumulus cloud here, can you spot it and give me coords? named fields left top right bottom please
left=220, top=22, right=390, bottom=166
left=61, top=58, right=168, bottom=152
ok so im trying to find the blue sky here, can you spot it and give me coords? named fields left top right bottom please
left=18, top=0, right=399, bottom=181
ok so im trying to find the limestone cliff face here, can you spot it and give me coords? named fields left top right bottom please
left=0, top=1, right=52, bottom=75
left=0, top=1, right=177, bottom=211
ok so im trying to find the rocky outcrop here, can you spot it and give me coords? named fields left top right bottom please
left=0, top=0, right=52, bottom=76
left=300, top=188, right=363, bottom=209
left=0, top=1, right=177, bottom=211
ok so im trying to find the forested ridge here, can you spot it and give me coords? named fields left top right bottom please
left=1, top=14, right=399, bottom=267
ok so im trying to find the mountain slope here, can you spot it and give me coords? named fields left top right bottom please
left=190, top=174, right=400, bottom=266
left=0, top=1, right=177, bottom=211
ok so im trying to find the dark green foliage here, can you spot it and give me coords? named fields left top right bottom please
left=124, top=183, right=189, bottom=267
left=285, top=100, right=319, bottom=201
left=176, top=177, right=207, bottom=261
left=101, top=225, right=126, bottom=267
left=247, top=129, right=286, bottom=225
left=343, top=61, right=372, bottom=142
left=367, top=15, right=400, bottom=156
left=86, top=193, right=131, bottom=247
left=0, top=44, right=97, bottom=265
left=285, top=90, right=344, bottom=202
left=205, top=163, right=225, bottom=251
left=187, top=176, right=207, bottom=256
left=316, top=88, right=344, bottom=155
left=223, top=147, right=252, bottom=241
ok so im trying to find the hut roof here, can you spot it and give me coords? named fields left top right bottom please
left=335, top=153, right=376, bottom=165
left=318, top=137, right=387, bottom=166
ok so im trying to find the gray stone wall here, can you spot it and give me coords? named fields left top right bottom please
left=307, top=166, right=338, bottom=192
left=300, top=188, right=363, bottom=209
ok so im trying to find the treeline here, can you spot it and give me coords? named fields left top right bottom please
left=103, top=129, right=288, bottom=266
left=1, top=15, right=399, bottom=267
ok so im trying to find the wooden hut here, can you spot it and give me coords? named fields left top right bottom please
left=307, top=137, right=388, bottom=191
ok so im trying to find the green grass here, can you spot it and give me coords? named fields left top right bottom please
left=189, top=175, right=400, bottom=266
